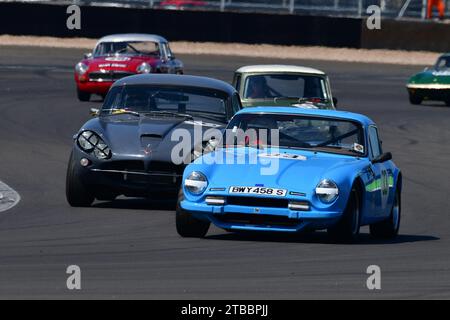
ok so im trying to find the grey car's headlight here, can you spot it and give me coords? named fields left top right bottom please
left=136, top=62, right=152, bottom=74
left=185, top=171, right=208, bottom=195
left=75, top=62, right=89, bottom=75
left=316, top=179, right=339, bottom=204
left=77, top=131, right=111, bottom=160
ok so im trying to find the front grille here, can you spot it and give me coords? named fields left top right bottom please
left=217, top=213, right=300, bottom=228
left=100, top=161, right=145, bottom=172
left=98, top=160, right=184, bottom=174
left=227, top=196, right=289, bottom=208
left=89, top=71, right=134, bottom=82
left=148, top=161, right=185, bottom=175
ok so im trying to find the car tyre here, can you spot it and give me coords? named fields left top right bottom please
left=328, top=187, right=361, bottom=243
left=77, top=88, right=91, bottom=102
left=66, top=152, right=95, bottom=207
left=409, top=92, right=422, bottom=105
left=370, top=188, right=401, bottom=239
left=176, top=189, right=210, bottom=238
left=445, top=99, right=450, bottom=107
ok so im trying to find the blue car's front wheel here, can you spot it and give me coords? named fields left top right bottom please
left=176, top=189, right=210, bottom=238
left=327, top=187, right=361, bottom=243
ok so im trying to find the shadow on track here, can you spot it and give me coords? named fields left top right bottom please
left=92, top=198, right=176, bottom=211
left=206, top=231, right=439, bottom=246
left=414, top=102, right=450, bottom=109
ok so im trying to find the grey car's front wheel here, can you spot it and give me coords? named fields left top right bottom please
left=66, top=152, right=95, bottom=207
left=176, top=189, right=210, bottom=238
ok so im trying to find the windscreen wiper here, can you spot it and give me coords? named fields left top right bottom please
left=188, top=111, right=226, bottom=123
left=297, top=97, right=330, bottom=104
left=101, top=109, right=141, bottom=117
left=145, top=110, right=194, bottom=120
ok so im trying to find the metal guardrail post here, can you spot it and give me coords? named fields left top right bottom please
left=422, top=0, right=428, bottom=19
left=357, top=0, right=363, bottom=17
left=398, top=0, right=412, bottom=18
left=289, top=0, right=294, bottom=14
left=220, top=0, right=225, bottom=12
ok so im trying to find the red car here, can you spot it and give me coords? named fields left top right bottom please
left=157, top=0, right=207, bottom=10
left=74, top=34, right=184, bottom=101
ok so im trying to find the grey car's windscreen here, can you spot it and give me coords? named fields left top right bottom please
left=102, top=85, right=228, bottom=118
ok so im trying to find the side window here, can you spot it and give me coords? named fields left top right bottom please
left=160, top=43, right=169, bottom=60
left=368, top=126, right=382, bottom=159
left=233, top=74, right=242, bottom=92
left=165, top=44, right=174, bottom=59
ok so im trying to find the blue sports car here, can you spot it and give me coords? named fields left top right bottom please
left=176, top=107, right=402, bottom=242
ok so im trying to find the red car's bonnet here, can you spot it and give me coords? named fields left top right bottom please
left=84, top=55, right=160, bottom=73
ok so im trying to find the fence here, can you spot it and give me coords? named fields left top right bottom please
left=2, top=0, right=449, bottom=18
left=2, top=1, right=450, bottom=51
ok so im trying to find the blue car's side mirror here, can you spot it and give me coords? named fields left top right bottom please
left=372, top=152, right=392, bottom=164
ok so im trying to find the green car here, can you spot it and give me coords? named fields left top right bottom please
left=232, top=65, right=336, bottom=109
left=407, top=54, right=450, bottom=106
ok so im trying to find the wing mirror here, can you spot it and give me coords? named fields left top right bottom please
left=84, top=52, right=93, bottom=59
left=372, top=152, right=392, bottom=164
left=424, top=67, right=430, bottom=72
left=332, top=97, right=338, bottom=108
left=90, top=108, right=100, bottom=117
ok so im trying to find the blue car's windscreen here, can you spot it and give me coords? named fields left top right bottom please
left=226, top=113, right=365, bottom=157
left=102, top=85, right=228, bottom=118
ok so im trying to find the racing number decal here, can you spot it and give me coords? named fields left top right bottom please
left=381, top=170, right=389, bottom=196
left=380, top=170, right=389, bottom=210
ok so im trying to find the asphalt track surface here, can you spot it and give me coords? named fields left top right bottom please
left=0, top=46, right=449, bottom=299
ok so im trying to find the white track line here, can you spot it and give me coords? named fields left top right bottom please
left=0, top=180, right=21, bottom=213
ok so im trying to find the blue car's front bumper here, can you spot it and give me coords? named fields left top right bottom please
left=180, top=200, right=343, bottom=233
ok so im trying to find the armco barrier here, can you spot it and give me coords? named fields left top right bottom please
left=0, top=2, right=361, bottom=47
left=361, top=19, right=450, bottom=52
left=1, top=2, right=449, bottom=52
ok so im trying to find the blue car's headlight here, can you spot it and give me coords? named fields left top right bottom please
left=185, top=171, right=208, bottom=195
left=77, top=131, right=111, bottom=160
left=316, top=179, right=339, bottom=204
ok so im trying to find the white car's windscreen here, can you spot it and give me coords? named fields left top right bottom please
left=243, top=74, right=327, bottom=100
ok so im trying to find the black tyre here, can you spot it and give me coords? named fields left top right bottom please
left=328, top=187, right=361, bottom=243
left=77, top=88, right=91, bottom=102
left=66, top=152, right=95, bottom=207
left=445, top=99, right=450, bottom=107
left=176, top=189, right=210, bottom=238
left=409, top=92, right=422, bottom=105
left=370, top=189, right=401, bottom=239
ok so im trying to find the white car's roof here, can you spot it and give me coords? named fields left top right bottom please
left=96, top=34, right=168, bottom=46
left=236, top=65, right=326, bottom=75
